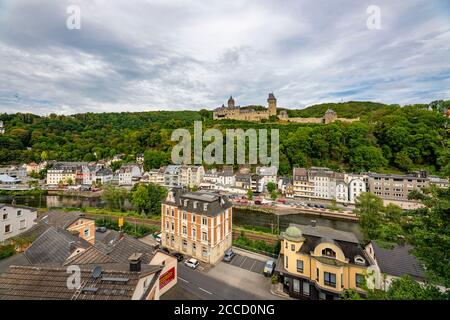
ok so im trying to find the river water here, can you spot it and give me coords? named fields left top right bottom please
left=0, top=195, right=362, bottom=240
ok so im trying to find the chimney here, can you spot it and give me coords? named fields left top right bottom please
left=310, top=220, right=317, bottom=227
left=129, top=253, right=143, bottom=272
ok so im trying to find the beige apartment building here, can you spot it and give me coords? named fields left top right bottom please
left=161, top=189, right=233, bottom=265
left=293, top=168, right=314, bottom=198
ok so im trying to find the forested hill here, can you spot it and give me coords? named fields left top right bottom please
left=0, top=101, right=449, bottom=177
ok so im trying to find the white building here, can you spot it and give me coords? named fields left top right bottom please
left=218, top=171, right=235, bottom=187
left=164, top=165, right=181, bottom=188
left=143, top=167, right=166, bottom=186
left=256, top=166, right=278, bottom=191
left=309, top=167, right=335, bottom=199
left=348, top=175, right=367, bottom=204
left=118, top=164, right=142, bottom=186
left=203, top=169, right=220, bottom=184
left=0, top=121, right=4, bottom=134
left=179, top=166, right=205, bottom=188
left=0, top=204, right=37, bottom=244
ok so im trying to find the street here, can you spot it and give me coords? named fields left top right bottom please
left=162, top=256, right=284, bottom=300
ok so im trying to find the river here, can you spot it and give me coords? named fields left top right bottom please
left=0, top=195, right=362, bottom=240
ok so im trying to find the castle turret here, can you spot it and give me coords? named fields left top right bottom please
left=268, top=93, right=277, bottom=117
left=228, top=96, right=235, bottom=108
left=324, top=109, right=337, bottom=124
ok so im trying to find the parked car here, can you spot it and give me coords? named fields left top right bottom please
left=172, top=252, right=184, bottom=262
left=96, top=227, right=107, bottom=233
left=184, top=258, right=199, bottom=269
left=263, top=260, right=275, bottom=277
left=223, top=248, right=236, bottom=262
left=263, top=260, right=276, bottom=277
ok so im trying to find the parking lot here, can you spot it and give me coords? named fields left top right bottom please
left=228, top=254, right=266, bottom=274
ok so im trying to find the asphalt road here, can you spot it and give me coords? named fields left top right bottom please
left=163, top=263, right=268, bottom=300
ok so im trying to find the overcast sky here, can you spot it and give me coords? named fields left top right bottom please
left=0, top=0, right=449, bottom=115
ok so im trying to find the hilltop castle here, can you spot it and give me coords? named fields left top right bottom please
left=213, top=93, right=359, bottom=124
left=213, top=93, right=277, bottom=121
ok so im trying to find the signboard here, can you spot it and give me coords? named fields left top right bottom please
left=118, top=217, right=124, bottom=228
left=159, top=267, right=176, bottom=289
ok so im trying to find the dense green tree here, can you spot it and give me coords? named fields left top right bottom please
left=354, top=193, right=385, bottom=241
left=101, top=183, right=129, bottom=211
left=267, top=182, right=277, bottom=193
left=130, top=183, right=168, bottom=215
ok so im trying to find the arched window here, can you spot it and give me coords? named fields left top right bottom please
left=354, top=256, right=366, bottom=265
left=322, top=248, right=336, bottom=258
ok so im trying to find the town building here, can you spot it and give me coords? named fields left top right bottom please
left=256, top=166, right=278, bottom=191
left=276, top=223, right=370, bottom=300
left=179, top=165, right=205, bottom=188
left=203, top=169, right=220, bottom=184
left=164, top=165, right=181, bottom=187
left=118, top=164, right=142, bottom=186
left=136, top=153, right=145, bottom=164
left=46, top=162, right=87, bottom=186
left=0, top=120, right=4, bottom=134
left=161, top=189, right=233, bottom=265
left=142, top=167, right=166, bottom=186
left=235, top=173, right=251, bottom=190
left=0, top=165, right=27, bottom=179
left=0, top=263, right=163, bottom=300
left=33, top=210, right=96, bottom=244
left=293, top=168, right=314, bottom=198
left=365, top=241, right=425, bottom=291
left=0, top=174, right=21, bottom=185
left=0, top=204, right=37, bottom=244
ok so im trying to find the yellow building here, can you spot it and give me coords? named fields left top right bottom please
left=276, top=223, right=369, bottom=300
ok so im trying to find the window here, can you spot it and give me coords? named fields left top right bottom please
left=355, top=256, right=366, bottom=265
left=203, top=203, right=208, bottom=211
left=171, top=209, right=174, bottom=217
left=285, top=256, right=288, bottom=268
left=316, top=268, right=319, bottom=281
left=202, top=247, right=208, bottom=256
left=84, top=228, right=90, bottom=237
left=302, top=281, right=310, bottom=296
left=4, top=224, right=11, bottom=233
left=296, top=260, right=304, bottom=273
left=184, top=199, right=189, bottom=207
left=165, top=221, right=169, bottom=229
left=193, top=201, right=198, bottom=209
left=324, top=272, right=336, bottom=288
left=293, top=279, right=300, bottom=293
left=202, top=217, right=208, bottom=226
left=202, top=232, right=208, bottom=242
left=192, top=214, right=196, bottom=223
left=192, top=243, right=196, bottom=251
left=322, top=248, right=336, bottom=258
left=182, top=226, right=187, bottom=235
left=182, top=212, right=187, bottom=220
left=192, top=228, right=196, bottom=239
left=17, top=210, right=22, bottom=216
left=356, top=274, right=365, bottom=288
left=19, top=219, right=26, bottom=229
left=291, top=244, right=295, bottom=252
left=2, top=213, right=7, bottom=220
left=171, top=222, right=174, bottom=231
left=285, top=241, right=288, bottom=249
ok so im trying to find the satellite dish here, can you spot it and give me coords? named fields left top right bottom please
left=91, top=266, right=102, bottom=279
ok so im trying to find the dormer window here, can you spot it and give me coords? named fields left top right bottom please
left=203, top=203, right=208, bottom=211
left=354, top=256, right=366, bottom=265
left=322, top=248, right=336, bottom=258
left=184, top=199, right=189, bottom=207
left=193, top=201, right=198, bottom=209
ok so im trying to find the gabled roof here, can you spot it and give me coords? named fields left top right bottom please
left=0, top=265, right=162, bottom=300
left=37, top=210, right=93, bottom=229
left=24, top=226, right=91, bottom=265
left=370, top=241, right=425, bottom=280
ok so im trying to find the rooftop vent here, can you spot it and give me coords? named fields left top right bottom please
left=91, top=266, right=102, bottom=279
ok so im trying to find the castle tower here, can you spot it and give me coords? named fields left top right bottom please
left=268, top=93, right=277, bottom=117
left=228, top=96, right=235, bottom=108
left=324, top=109, right=337, bottom=124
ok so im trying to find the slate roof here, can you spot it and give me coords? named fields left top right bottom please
left=64, top=230, right=157, bottom=267
left=0, top=265, right=161, bottom=300
left=165, top=189, right=232, bottom=217
left=24, top=226, right=91, bottom=265
left=37, top=210, right=93, bottom=229
left=371, top=241, right=425, bottom=280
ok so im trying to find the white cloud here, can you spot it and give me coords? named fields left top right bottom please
left=0, top=0, right=449, bottom=115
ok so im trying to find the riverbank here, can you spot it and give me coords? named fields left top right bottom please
left=47, top=189, right=102, bottom=198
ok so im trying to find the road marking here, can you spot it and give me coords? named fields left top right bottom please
left=250, top=259, right=257, bottom=271
left=239, top=256, right=247, bottom=268
left=178, top=277, right=189, bottom=283
left=198, top=287, right=213, bottom=295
